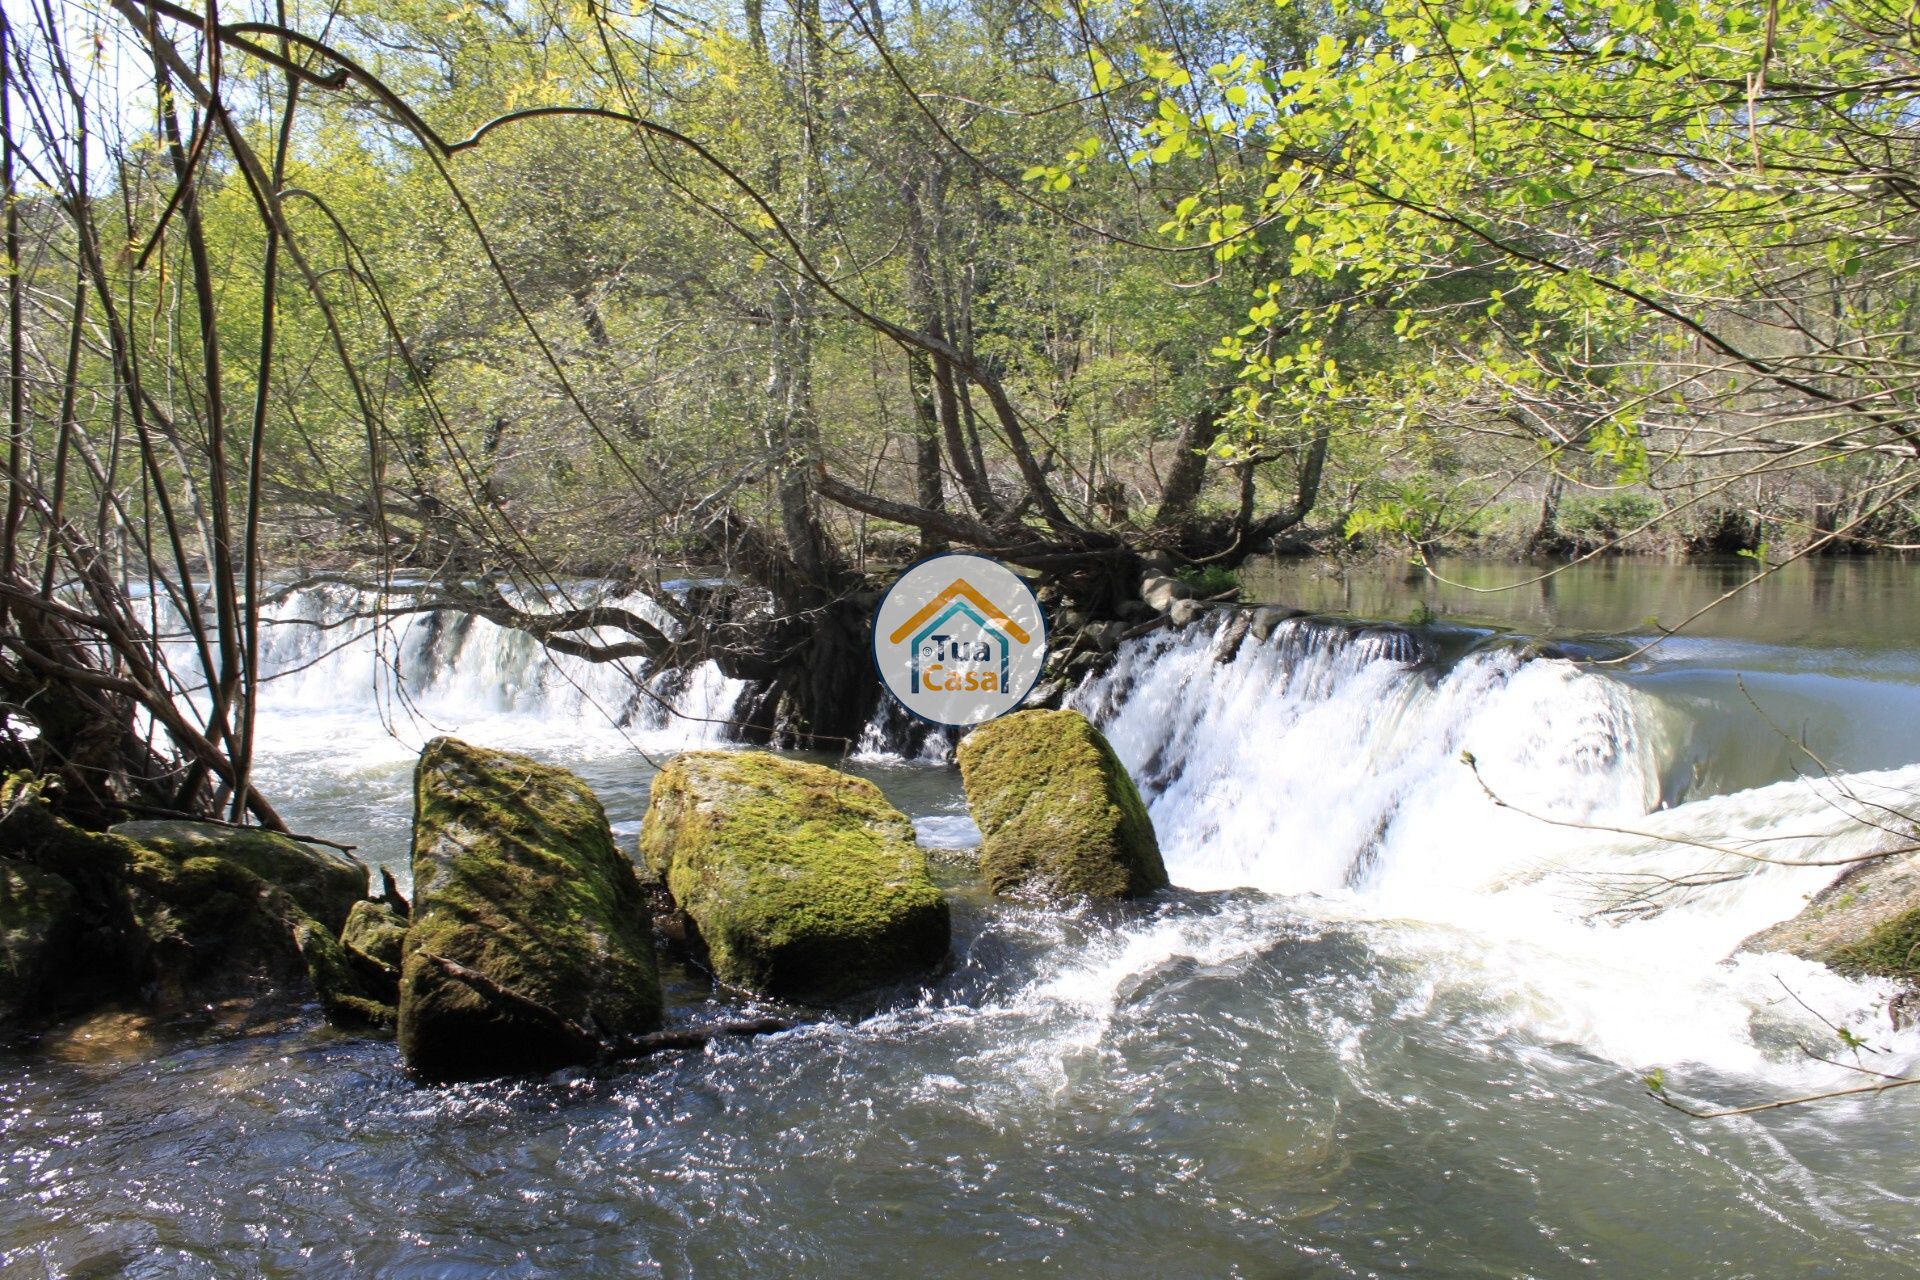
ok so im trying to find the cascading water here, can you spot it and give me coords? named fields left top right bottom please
left=245, top=581, right=748, bottom=758
left=222, top=590, right=1920, bottom=1077
left=1071, top=619, right=1666, bottom=896
left=1066, top=612, right=1920, bottom=1078
left=852, top=694, right=959, bottom=764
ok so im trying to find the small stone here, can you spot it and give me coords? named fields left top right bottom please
left=1140, top=573, right=1195, bottom=613
left=1084, top=620, right=1124, bottom=653
left=341, top=899, right=407, bottom=975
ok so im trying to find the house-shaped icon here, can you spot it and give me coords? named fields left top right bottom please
left=886, top=579, right=1032, bottom=695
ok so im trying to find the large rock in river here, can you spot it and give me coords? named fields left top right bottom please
left=0, top=773, right=387, bottom=1031
left=638, top=751, right=950, bottom=1001
left=1740, top=851, right=1920, bottom=980
left=956, top=709, right=1168, bottom=900
left=399, top=738, right=663, bottom=1082
left=0, top=860, right=85, bottom=1025
left=111, top=819, right=368, bottom=934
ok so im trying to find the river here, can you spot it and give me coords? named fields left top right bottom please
left=4, top=557, right=1918, bottom=1277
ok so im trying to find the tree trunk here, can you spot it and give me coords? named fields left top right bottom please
left=1528, top=473, right=1566, bottom=555
left=1154, top=402, right=1225, bottom=532
left=907, top=353, right=949, bottom=556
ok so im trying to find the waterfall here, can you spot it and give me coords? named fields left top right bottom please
left=852, top=695, right=959, bottom=764
left=1069, top=616, right=1671, bottom=896
left=223, top=585, right=1917, bottom=1078
left=1057, top=612, right=1920, bottom=1074
left=243, top=581, right=748, bottom=755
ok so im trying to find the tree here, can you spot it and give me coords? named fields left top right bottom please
left=1111, top=0, right=1920, bottom=561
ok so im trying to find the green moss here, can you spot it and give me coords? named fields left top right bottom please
left=1835, top=905, right=1920, bottom=979
left=113, top=819, right=369, bottom=934
left=0, top=862, right=83, bottom=1023
left=1174, top=564, right=1240, bottom=596
left=640, top=751, right=950, bottom=1001
left=294, top=913, right=395, bottom=1031
left=400, top=737, right=662, bottom=1082
left=341, top=899, right=407, bottom=973
left=1, top=773, right=387, bottom=1030
left=956, top=709, right=1168, bottom=900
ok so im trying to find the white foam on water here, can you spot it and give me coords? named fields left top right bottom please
left=1042, top=616, right=1920, bottom=1087
left=236, top=581, right=747, bottom=761
left=225, top=588, right=1920, bottom=1094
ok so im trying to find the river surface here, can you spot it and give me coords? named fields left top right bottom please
left=4, top=557, right=1920, bottom=1277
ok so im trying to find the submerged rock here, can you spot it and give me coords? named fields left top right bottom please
left=33, top=1007, right=169, bottom=1064
left=112, top=819, right=368, bottom=934
left=639, top=751, right=950, bottom=1001
left=956, top=709, right=1168, bottom=900
left=400, top=738, right=663, bottom=1083
left=1740, top=851, right=1920, bottom=981
left=0, top=774, right=387, bottom=1033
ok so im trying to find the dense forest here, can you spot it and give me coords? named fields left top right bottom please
left=5, top=0, right=1919, bottom=822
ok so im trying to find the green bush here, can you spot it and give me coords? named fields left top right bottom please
left=1174, top=564, right=1240, bottom=596
left=1559, top=493, right=1663, bottom=545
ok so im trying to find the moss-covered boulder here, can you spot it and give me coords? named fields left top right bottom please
left=0, top=774, right=387, bottom=1032
left=112, top=819, right=369, bottom=934
left=1740, top=852, right=1920, bottom=979
left=339, top=898, right=408, bottom=1009
left=639, top=751, right=950, bottom=1001
left=342, top=899, right=407, bottom=973
left=956, top=709, right=1168, bottom=900
left=400, top=738, right=663, bottom=1083
left=0, top=861, right=85, bottom=1024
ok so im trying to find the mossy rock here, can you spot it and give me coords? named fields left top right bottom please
left=1740, top=852, right=1920, bottom=979
left=1837, top=905, right=1920, bottom=979
left=0, top=773, right=387, bottom=1032
left=400, top=738, right=663, bottom=1083
left=639, top=751, right=950, bottom=1001
left=339, top=899, right=408, bottom=1011
left=112, top=819, right=369, bottom=935
left=292, top=910, right=396, bottom=1031
left=1, top=861, right=85, bottom=1024
left=956, top=709, right=1168, bottom=900
left=342, top=899, right=407, bottom=973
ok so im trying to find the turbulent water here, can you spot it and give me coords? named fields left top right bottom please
left=6, top=565, right=1920, bottom=1278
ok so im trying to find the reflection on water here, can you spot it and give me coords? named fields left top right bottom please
left=1244, top=554, right=1920, bottom=650
left=4, top=562, right=1920, bottom=1278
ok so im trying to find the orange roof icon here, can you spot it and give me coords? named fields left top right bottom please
left=887, top=578, right=1033, bottom=646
